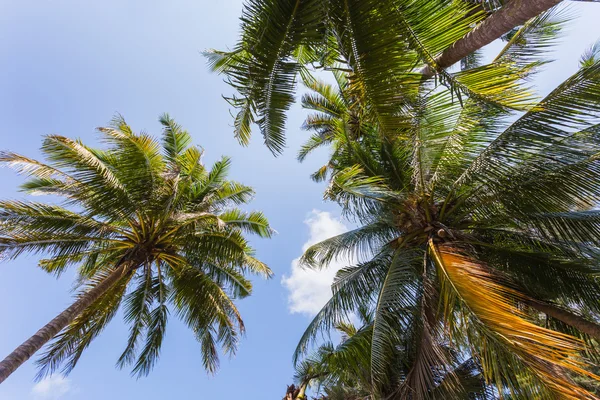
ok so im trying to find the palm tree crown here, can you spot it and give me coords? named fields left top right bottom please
left=0, top=114, right=272, bottom=380
left=293, top=39, right=600, bottom=398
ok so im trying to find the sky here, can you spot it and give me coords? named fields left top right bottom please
left=0, top=1, right=599, bottom=399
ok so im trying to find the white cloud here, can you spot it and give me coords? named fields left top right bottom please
left=31, top=376, right=72, bottom=400
left=282, top=210, right=349, bottom=316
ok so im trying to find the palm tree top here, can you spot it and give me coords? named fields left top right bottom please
left=291, top=37, right=600, bottom=398
left=0, top=114, right=273, bottom=379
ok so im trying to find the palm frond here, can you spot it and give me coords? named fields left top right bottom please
left=35, top=268, right=132, bottom=379
left=208, top=0, right=325, bottom=154
left=159, top=113, right=193, bottom=166
left=430, top=242, right=599, bottom=398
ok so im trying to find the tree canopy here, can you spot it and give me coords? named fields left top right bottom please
left=290, top=24, right=600, bottom=397
left=0, top=115, right=272, bottom=380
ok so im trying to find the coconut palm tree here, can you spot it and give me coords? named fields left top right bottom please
left=208, top=0, right=594, bottom=154
left=291, top=39, right=600, bottom=397
left=0, top=114, right=273, bottom=383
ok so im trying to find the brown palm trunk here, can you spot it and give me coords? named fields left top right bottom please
left=420, top=0, right=563, bottom=77
left=526, top=299, right=600, bottom=340
left=0, top=262, right=130, bottom=384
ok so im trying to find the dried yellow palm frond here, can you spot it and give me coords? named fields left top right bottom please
left=429, top=240, right=600, bottom=399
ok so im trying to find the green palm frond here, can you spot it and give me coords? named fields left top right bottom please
left=207, top=0, right=325, bottom=153
left=300, top=221, right=399, bottom=268
left=369, top=249, right=420, bottom=390
left=116, top=270, right=158, bottom=369
left=219, top=209, right=273, bottom=238
left=293, top=254, right=392, bottom=363
left=581, top=40, right=600, bottom=69
left=457, top=59, right=600, bottom=195
left=131, top=303, right=168, bottom=377
left=159, top=113, right=193, bottom=166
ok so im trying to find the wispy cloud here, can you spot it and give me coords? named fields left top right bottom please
left=282, top=210, right=349, bottom=316
left=31, top=376, right=72, bottom=400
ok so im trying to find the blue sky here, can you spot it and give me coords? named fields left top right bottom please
left=0, top=1, right=599, bottom=399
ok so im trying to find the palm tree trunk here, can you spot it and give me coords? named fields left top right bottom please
left=526, top=299, right=600, bottom=340
left=0, top=262, right=130, bottom=384
left=420, top=0, right=563, bottom=77
left=296, top=383, right=307, bottom=399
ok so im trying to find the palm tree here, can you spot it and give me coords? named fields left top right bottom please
left=288, top=308, right=495, bottom=399
left=208, top=0, right=594, bottom=154
left=0, top=114, right=273, bottom=383
left=291, top=40, right=600, bottom=398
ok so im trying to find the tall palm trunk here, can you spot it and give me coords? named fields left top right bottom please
left=420, top=0, right=563, bottom=77
left=0, top=262, right=130, bottom=384
left=526, top=299, right=600, bottom=340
